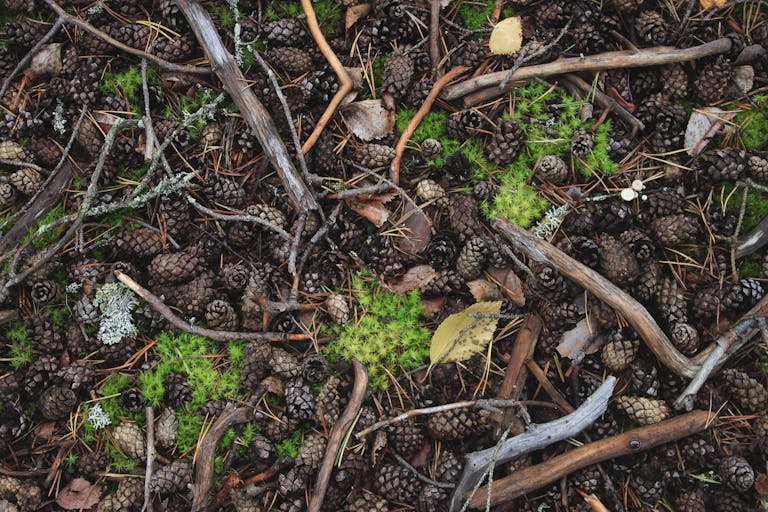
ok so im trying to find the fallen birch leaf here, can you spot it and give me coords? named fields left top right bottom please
left=430, top=301, right=502, bottom=365
left=556, top=318, right=601, bottom=361
left=343, top=99, right=396, bottom=141
left=395, top=201, right=431, bottom=254
left=389, top=265, right=437, bottom=294
left=700, top=0, right=726, bottom=7
left=733, top=65, right=755, bottom=94
left=684, top=107, right=736, bottom=156
left=489, top=17, right=523, bottom=55
left=56, top=478, right=101, bottom=510
left=347, top=192, right=397, bottom=227
left=345, top=3, right=372, bottom=28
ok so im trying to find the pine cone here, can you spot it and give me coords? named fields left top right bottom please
left=426, top=408, right=490, bottom=440
left=536, top=155, right=568, bottom=184
left=694, top=148, right=746, bottom=182
left=77, top=450, right=109, bottom=477
left=614, top=396, right=671, bottom=424
left=354, top=143, right=395, bottom=168
left=473, top=179, right=499, bottom=202
left=748, top=154, right=768, bottom=182
left=201, top=174, right=245, bottom=207
left=630, top=464, right=664, bottom=504
left=719, top=456, right=754, bottom=491
left=113, top=228, right=164, bottom=260
left=38, top=386, right=77, bottom=420
left=451, top=40, right=489, bottom=68
left=268, top=46, right=314, bottom=76
left=0, top=183, right=15, bottom=209
left=598, top=235, right=640, bottom=286
left=57, top=360, right=96, bottom=392
left=374, top=463, right=423, bottom=503
left=670, top=322, right=700, bottom=355
left=346, top=491, right=389, bottom=512
left=601, top=329, right=640, bottom=371
left=30, top=280, right=61, bottom=305
left=5, top=18, right=49, bottom=49
left=155, top=408, right=178, bottom=451
left=381, top=50, right=414, bottom=101
left=618, top=228, right=655, bottom=262
left=663, top=64, right=689, bottom=99
left=596, top=202, right=633, bottom=233
left=148, top=252, right=204, bottom=285
left=261, top=18, right=308, bottom=46
left=204, top=300, right=238, bottom=330
left=420, top=269, right=466, bottom=296
left=486, top=119, right=525, bottom=165
left=284, top=378, right=314, bottom=421
left=526, top=264, right=570, bottom=303
left=456, top=237, right=488, bottom=280
left=151, top=459, right=192, bottom=494
left=443, top=151, right=472, bottom=184
left=9, top=167, right=41, bottom=195
left=722, top=278, right=765, bottom=313
left=324, top=293, right=350, bottom=326
left=71, top=58, right=104, bottom=105
left=112, top=422, right=147, bottom=460
left=754, top=414, right=768, bottom=458
left=635, top=11, right=669, bottom=44
left=152, top=34, right=196, bottom=62
left=710, top=490, right=752, bottom=512
left=278, top=464, right=311, bottom=496
left=651, top=214, right=699, bottom=246
left=447, top=109, right=485, bottom=139
left=571, top=129, right=594, bottom=157
left=23, top=354, right=58, bottom=396
left=722, top=368, right=768, bottom=412
left=448, top=194, right=482, bottom=242
left=425, top=234, right=458, bottom=271
left=420, top=138, right=443, bottom=160
left=694, top=56, right=732, bottom=104
left=676, top=489, right=706, bottom=512
left=415, top=179, right=448, bottom=206
left=98, top=478, right=144, bottom=512
left=315, top=377, right=342, bottom=427
left=163, top=373, right=192, bottom=408
left=656, top=276, right=688, bottom=325
left=388, top=418, right=426, bottom=458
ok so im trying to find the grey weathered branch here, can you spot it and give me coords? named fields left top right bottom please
left=449, top=376, right=617, bottom=512
left=175, top=0, right=319, bottom=213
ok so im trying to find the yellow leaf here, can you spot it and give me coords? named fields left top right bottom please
left=429, top=301, right=502, bottom=365
left=489, top=17, right=523, bottom=56
left=699, top=0, right=726, bottom=8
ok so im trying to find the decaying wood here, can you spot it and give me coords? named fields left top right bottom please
left=0, top=310, right=19, bottom=325
left=735, top=214, right=768, bottom=258
left=300, top=0, right=353, bottom=155
left=493, top=217, right=701, bottom=378
left=443, top=38, right=732, bottom=103
left=192, top=405, right=254, bottom=512
left=466, top=410, right=715, bottom=508
left=495, top=315, right=542, bottom=436
left=391, top=66, right=469, bottom=184
left=449, top=376, right=616, bottom=512
left=175, top=0, right=318, bottom=213
left=308, top=361, right=368, bottom=512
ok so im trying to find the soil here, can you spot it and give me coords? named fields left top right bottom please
left=0, top=0, right=767, bottom=511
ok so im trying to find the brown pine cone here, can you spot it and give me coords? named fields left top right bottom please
left=694, top=56, right=732, bottom=104
left=38, top=386, right=77, bottom=420
left=676, top=489, right=706, bottom=512
left=374, top=463, right=423, bottom=503
left=261, top=18, right=308, bottom=46
left=448, top=193, right=482, bottom=242
left=155, top=407, right=177, bottom=451
left=614, top=396, right=671, bottom=425
left=670, top=322, right=700, bottom=355
left=719, top=455, right=755, bottom=491
left=388, top=418, right=426, bottom=458
left=536, top=155, right=568, bottom=184
left=722, top=368, right=768, bottom=413
left=456, top=237, right=488, bottom=280
left=650, top=214, right=699, bottom=246
left=204, top=299, right=238, bottom=330
left=486, top=119, right=525, bottom=165
left=426, top=408, right=490, bottom=441
left=315, top=376, right=342, bottom=427
left=635, top=11, right=669, bottom=44
left=693, top=148, right=746, bottom=182
left=150, top=458, right=193, bottom=494
left=113, top=228, right=164, bottom=260
left=656, top=276, right=688, bottom=326
left=354, top=143, right=395, bottom=168
left=601, top=329, right=639, bottom=372
left=9, top=167, right=41, bottom=195
left=571, top=129, right=594, bottom=157
left=618, top=228, right=655, bottom=262
left=268, top=46, right=314, bottom=76
left=414, top=179, right=448, bottom=206
left=112, top=422, right=147, bottom=460
left=346, top=491, right=389, bottom=512
left=754, top=414, right=768, bottom=457
left=598, top=234, right=640, bottom=286
left=381, top=49, right=414, bottom=101
left=748, top=154, right=768, bottom=182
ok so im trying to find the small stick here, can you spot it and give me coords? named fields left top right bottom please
left=495, top=315, right=542, bottom=436
left=525, top=359, right=575, bottom=414
left=449, top=377, right=616, bottom=512
left=115, top=271, right=312, bottom=343
left=429, top=0, right=441, bottom=78
left=465, top=410, right=715, bottom=508
left=43, top=0, right=208, bottom=74
left=493, top=217, right=697, bottom=378
left=391, top=66, right=469, bottom=184
left=186, top=196, right=291, bottom=240
left=142, top=407, right=155, bottom=512
left=0, top=17, right=63, bottom=100
left=300, top=0, right=353, bottom=155
left=0, top=160, right=45, bottom=173
left=192, top=405, right=254, bottom=512
left=443, top=38, right=733, bottom=101
left=563, top=74, right=645, bottom=136
left=391, top=450, right=455, bottom=489
left=308, top=361, right=368, bottom=512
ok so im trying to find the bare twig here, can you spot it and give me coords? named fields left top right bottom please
left=563, top=73, right=645, bottom=136
left=192, top=405, right=254, bottom=512
left=466, top=410, right=715, bottom=508
left=449, top=377, right=617, bottom=512
left=391, top=66, right=469, bottom=184
left=0, top=18, right=63, bottom=100
left=142, top=407, right=155, bottom=512
left=443, top=38, right=733, bottom=103
left=115, top=271, right=313, bottom=342
left=0, top=159, right=45, bottom=173
left=44, top=0, right=209, bottom=74
left=429, top=0, right=441, bottom=78
left=186, top=195, right=291, bottom=240
left=391, top=450, right=455, bottom=489
left=300, top=0, right=353, bottom=155
left=308, top=361, right=368, bottom=512
left=176, top=0, right=318, bottom=213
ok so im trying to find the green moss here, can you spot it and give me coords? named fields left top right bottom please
left=735, top=95, right=768, bottom=150
left=47, top=306, right=71, bottom=326
left=176, top=413, right=205, bottom=454
left=99, top=65, right=158, bottom=113
left=23, top=205, right=66, bottom=249
left=266, top=0, right=340, bottom=35
left=5, top=320, right=27, bottom=343
left=482, top=178, right=549, bottom=228
left=722, top=183, right=768, bottom=232
left=396, top=109, right=449, bottom=145
left=5, top=320, right=32, bottom=369
left=275, top=429, right=302, bottom=458
left=108, top=443, right=138, bottom=474
left=739, top=260, right=763, bottom=278
left=100, top=374, right=132, bottom=420
left=324, top=273, right=431, bottom=390
left=458, top=0, right=495, bottom=30
left=210, top=5, right=236, bottom=29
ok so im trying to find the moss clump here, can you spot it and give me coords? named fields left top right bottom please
left=324, top=273, right=431, bottom=390
left=722, top=183, right=768, bottom=232
left=275, top=429, right=303, bottom=458
left=5, top=320, right=33, bottom=370
left=99, top=374, right=133, bottom=421
left=265, top=0, right=341, bottom=35
left=458, top=0, right=495, bottom=30
left=396, top=109, right=449, bottom=145
left=108, top=443, right=138, bottom=473
left=735, top=95, right=768, bottom=150
left=22, top=205, right=66, bottom=249
left=482, top=177, right=549, bottom=228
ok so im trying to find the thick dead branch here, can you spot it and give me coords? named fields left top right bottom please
left=495, top=315, right=541, bottom=436
left=493, top=217, right=700, bottom=378
left=115, top=271, right=313, bottom=342
left=391, top=66, right=469, bottom=184
left=467, top=410, right=716, bottom=508
left=192, top=405, right=254, bottom=512
left=443, top=38, right=732, bottom=102
left=176, top=0, right=318, bottom=213
left=308, top=361, right=368, bottom=512
left=300, top=0, right=353, bottom=154
left=449, top=376, right=616, bottom=512
left=44, top=0, right=209, bottom=74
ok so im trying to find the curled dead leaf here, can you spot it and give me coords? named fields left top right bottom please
left=467, top=279, right=502, bottom=303
left=345, top=3, right=372, bottom=29
left=395, top=200, right=431, bottom=255
left=343, top=99, right=396, bottom=141
left=487, top=267, right=525, bottom=306
left=389, top=265, right=437, bottom=294
left=347, top=192, right=397, bottom=227
left=56, top=478, right=101, bottom=510
left=556, top=318, right=601, bottom=362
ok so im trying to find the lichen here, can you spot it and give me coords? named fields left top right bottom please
left=93, top=282, right=138, bottom=345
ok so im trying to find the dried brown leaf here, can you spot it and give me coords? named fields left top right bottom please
left=343, top=99, right=396, bottom=141
left=556, top=318, right=601, bottom=360
left=347, top=192, right=397, bottom=227
left=389, top=265, right=437, bottom=294
left=487, top=267, right=525, bottom=306
left=56, top=478, right=101, bottom=510
left=395, top=201, right=431, bottom=254
left=346, top=3, right=372, bottom=29
left=467, top=279, right=502, bottom=302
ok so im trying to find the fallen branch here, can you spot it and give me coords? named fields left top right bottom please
left=449, top=376, right=617, bottom=512
left=443, top=38, right=732, bottom=102
left=142, top=407, right=155, bottom=512
left=192, top=404, right=254, bottom=512
left=674, top=293, right=768, bottom=410
left=44, top=0, right=209, bottom=74
left=391, top=66, right=469, bottom=184
left=115, top=271, right=313, bottom=343
left=0, top=17, right=63, bottom=100
left=176, top=0, right=318, bottom=213
left=563, top=73, right=645, bottom=136
left=525, top=359, right=575, bottom=413
left=493, top=217, right=698, bottom=378
left=495, top=315, right=541, bottom=436
left=466, top=410, right=716, bottom=508
left=300, top=0, right=353, bottom=155
left=308, top=361, right=368, bottom=512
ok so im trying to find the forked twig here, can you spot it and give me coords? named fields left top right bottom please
left=300, top=0, right=353, bottom=154
left=0, top=17, right=63, bottom=99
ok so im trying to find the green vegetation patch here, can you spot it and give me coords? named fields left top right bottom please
left=4, top=320, right=33, bottom=370
left=735, top=94, right=768, bottom=150
left=458, top=0, right=495, bottom=30
left=324, top=273, right=431, bottom=390
left=275, top=429, right=303, bottom=458
left=23, top=204, right=66, bottom=249
left=265, top=0, right=341, bottom=35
